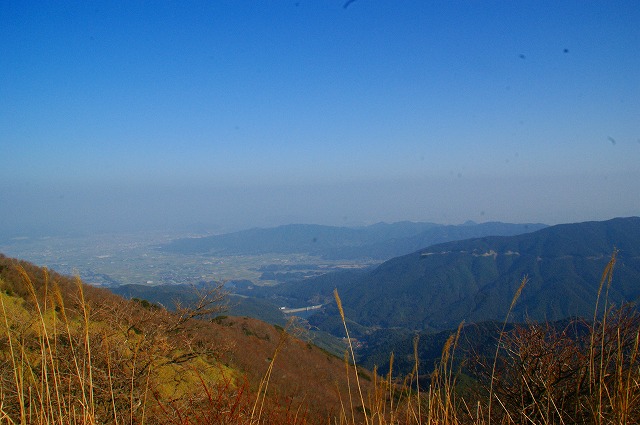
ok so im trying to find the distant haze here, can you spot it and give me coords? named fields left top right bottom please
left=1, top=2, right=638, bottom=237
left=1, top=173, right=637, bottom=238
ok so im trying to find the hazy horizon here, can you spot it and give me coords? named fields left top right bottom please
left=2, top=173, right=639, bottom=239
left=2, top=2, right=638, bottom=238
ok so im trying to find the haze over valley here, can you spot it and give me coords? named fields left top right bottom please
left=1, top=2, right=638, bottom=422
left=3, top=217, right=638, bottom=333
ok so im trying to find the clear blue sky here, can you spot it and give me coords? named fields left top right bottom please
left=1, top=1, right=639, bottom=236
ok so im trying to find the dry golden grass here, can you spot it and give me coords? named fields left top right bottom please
left=0, top=258, right=246, bottom=424
left=0, top=250, right=637, bottom=425
left=0, top=256, right=366, bottom=424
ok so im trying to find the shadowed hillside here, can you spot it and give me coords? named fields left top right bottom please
left=304, top=217, right=640, bottom=332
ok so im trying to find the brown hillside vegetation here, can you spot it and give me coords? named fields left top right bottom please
left=0, top=254, right=373, bottom=424
left=0, top=251, right=638, bottom=425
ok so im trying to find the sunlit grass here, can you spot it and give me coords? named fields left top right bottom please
left=0, top=251, right=638, bottom=424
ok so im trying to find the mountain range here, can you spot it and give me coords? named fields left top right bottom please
left=160, top=221, right=547, bottom=260
left=302, top=217, right=640, bottom=333
left=3, top=216, right=638, bottom=420
left=115, top=217, right=640, bottom=370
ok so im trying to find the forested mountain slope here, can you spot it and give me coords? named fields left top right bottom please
left=306, top=217, right=640, bottom=332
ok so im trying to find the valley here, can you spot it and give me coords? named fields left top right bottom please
left=0, top=231, right=376, bottom=288
left=3, top=217, right=640, bottom=367
left=1, top=217, right=639, bottom=423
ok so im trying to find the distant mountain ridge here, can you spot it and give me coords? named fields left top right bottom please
left=161, top=221, right=547, bottom=260
left=303, top=217, right=640, bottom=332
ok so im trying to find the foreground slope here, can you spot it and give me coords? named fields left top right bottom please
left=0, top=254, right=371, bottom=424
left=1, top=242, right=638, bottom=424
left=308, top=217, right=640, bottom=332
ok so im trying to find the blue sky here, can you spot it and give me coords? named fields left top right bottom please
left=1, top=1, right=639, bottom=236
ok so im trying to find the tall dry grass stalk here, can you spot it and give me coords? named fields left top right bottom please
left=0, top=265, right=95, bottom=424
left=387, top=352, right=395, bottom=424
left=250, top=319, right=291, bottom=424
left=75, top=274, right=96, bottom=422
left=0, top=291, right=25, bottom=424
left=334, top=288, right=370, bottom=425
left=332, top=289, right=471, bottom=425
left=426, top=321, right=465, bottom=425
left=483, top=250, right=640, bottom=424
left=590, top=249, right=617, bottom=423
left=487, top=275, right=528, bottom=424
left=0, top=263, right=158, bottom=424
left=586, top=249, right=640, bottom=425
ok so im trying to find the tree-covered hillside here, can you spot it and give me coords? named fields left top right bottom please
left=306, top=217, right=640, bottom=332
